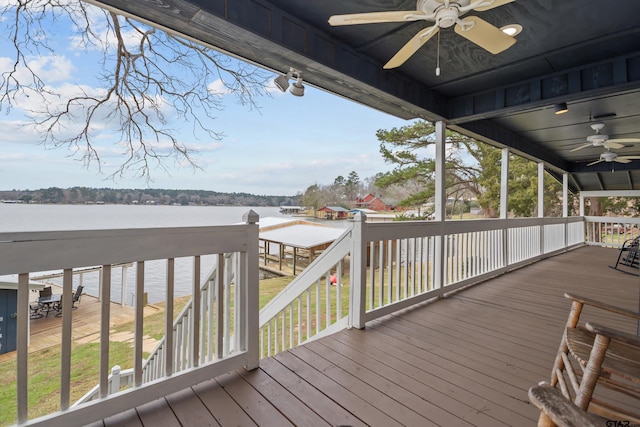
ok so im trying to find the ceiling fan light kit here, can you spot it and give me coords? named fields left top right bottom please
left=554, top=102, right=568, bottom=114
left=328, top=0, right=519, bottom=73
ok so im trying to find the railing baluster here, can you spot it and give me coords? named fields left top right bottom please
left=60, top=268, right=73, bottom=409
left=192, top=256, right=201, bottom=367
left=134, top=261, right=145, bottom=383
left=17, top=273, right=29, bottom=424
left=316, top=280, right=320, bottom=334
left=336, top=261, right=342, bottom=321
left=224, top=256, right=231, bottom=356
left=100, top=264, right=112, bottom=396
left=306, top=289, right=311, bottom=341
left=377, top=240, right=385, bottom=307
left=368, top=242, right=375, bottom=311
left=395, top=238, right=401, bottom=301
left=386, top=240, right=393, bottom=303
left=297, top=296, right=302, bottom=346
left=166, top=258, right=174, bottom=376
left=281, top=307, right=286, bottom=352
left=216, top=254, right=224, bottom=360
left=325, top=273, right=331, bottom=326
left=289, top=302, right=294, bottom=349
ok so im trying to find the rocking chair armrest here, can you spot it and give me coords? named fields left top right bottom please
left=586, top=322, right=640, bottom=347
left=564, top=292, right=640, bottom=320
left=528, top=383, right=605, bottom=427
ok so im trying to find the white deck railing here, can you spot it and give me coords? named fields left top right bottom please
left=584, top=216, right=640, bottom=247
left=258, top=214, right=586, bottom=350
left=1, top=211, right=259, bottom=427
left=350, top=215, right=585, bottom=327
left=4, top=212, right=592, bottom=425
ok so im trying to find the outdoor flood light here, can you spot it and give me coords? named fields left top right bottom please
left=289, top=76, right=305, bottom=97
left=274, top=70, right=292, bottom=92
left=274, top=67, right=304, bottom=97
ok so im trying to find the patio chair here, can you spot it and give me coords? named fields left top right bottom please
left=39, top=286, right=52, bottom=298
left=54, top=285, right=83, bottom=316
left=30, top=302, right=44, bottom=319
left=610, top=235, right=640, bottom=275
left=546, top=293, right=640, bottom=424
left=528, top=382, right=605, bottom=427
left=71, top=285, right=84, bottom=309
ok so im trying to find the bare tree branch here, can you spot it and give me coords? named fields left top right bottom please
left=0, top=0, right=272, bottom=181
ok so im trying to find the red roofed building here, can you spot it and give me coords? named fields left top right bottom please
left=355, top=194, right=392, bottom=211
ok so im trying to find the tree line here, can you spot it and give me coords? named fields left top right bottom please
left=301, top=120, right=639, bottom=219
left=0, top=187, right=301, bottom=207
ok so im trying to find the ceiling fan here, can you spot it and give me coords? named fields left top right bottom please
left=571, top=123, right=640, bottom=152
left=328, top=0, right=518, bottom=70
left=586, top=150, right=640, bottom=167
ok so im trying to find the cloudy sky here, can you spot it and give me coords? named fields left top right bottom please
left=0, top=3, right=417, bottom=196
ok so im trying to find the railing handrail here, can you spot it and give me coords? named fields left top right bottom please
left=259, top=226, right=352, bottom=328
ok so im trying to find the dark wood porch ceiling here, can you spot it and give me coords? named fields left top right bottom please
left=95, top=246, right=640, bottom=426
left=83, top=0, right=640, bottom=192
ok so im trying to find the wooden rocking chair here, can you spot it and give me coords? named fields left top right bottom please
left=610, top=235, right=640, bottom=276
left=542, top=293, right=640, bottom=426
left=529, top=383, right=605, bottom=427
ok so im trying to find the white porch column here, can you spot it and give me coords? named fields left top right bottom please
left=350, top=212, right=367, bottom=329
left=579, top=194, right=585, bottom=216
left=538, top=162, right=545, bottom=218
left=434, top=121, right=447, bottom=222
left=538, top=162, right=545, bottom=255
left=500, top=148, right=509, bottom=219
left=500, top=148, right=510, bottom=268
left=434, top=121, right=446, bottom=290
left=243, top=210, right=260, bottom=370
left=563, top=173, right=569, bottom=248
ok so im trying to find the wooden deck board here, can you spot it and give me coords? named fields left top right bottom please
left=100, top=246, right=640, bottom=426
left=191, top=377, right=257, bottom=427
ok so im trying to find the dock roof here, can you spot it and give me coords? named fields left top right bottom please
left=259, top=223, right=345, bottom=249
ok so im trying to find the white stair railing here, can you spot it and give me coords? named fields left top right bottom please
left=258, top=226, right=352, bottom=358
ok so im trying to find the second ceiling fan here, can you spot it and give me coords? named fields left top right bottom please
left=328, top=0, right=518, bottom=70
left=571, top=123, right=640, bottom=152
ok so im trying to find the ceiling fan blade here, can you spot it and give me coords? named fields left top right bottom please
left=614, top=158, right=632, bottom=164
left=384, top=26, right=439, bottom=69
left=328, top=11, right=425, bottom=26
left=474, top=0, right=516, bottom=12
left=569, top=143, right=594, bottom=152
left=618, top=156, right=640, bottom=161
left=603, top=141, right=625, bottom=150
left=587, top=159, right=604, bottom=166
left=454, top=16, right=516, bottom=54
left=607, top=138, right=640, bottom=143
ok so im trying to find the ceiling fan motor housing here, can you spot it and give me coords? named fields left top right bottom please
left=418, top=0, right=470, bottom=19
left=588, top=134, right=608, bottom=145
left=436, top=8, right=460, bottom=27
left=601, top=151, right=618, bottom=162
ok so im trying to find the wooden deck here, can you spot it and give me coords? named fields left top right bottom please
left=92, top=246, right=639, bottom=426
left=0, top=290, right=161, bottom=363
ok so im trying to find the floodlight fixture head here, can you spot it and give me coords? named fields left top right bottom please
left=274, top=70, right=292, bottom=92
left=290, top=75, right=305, bottom=97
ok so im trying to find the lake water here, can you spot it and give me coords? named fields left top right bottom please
left=0, top=204, right=343, bottom=304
